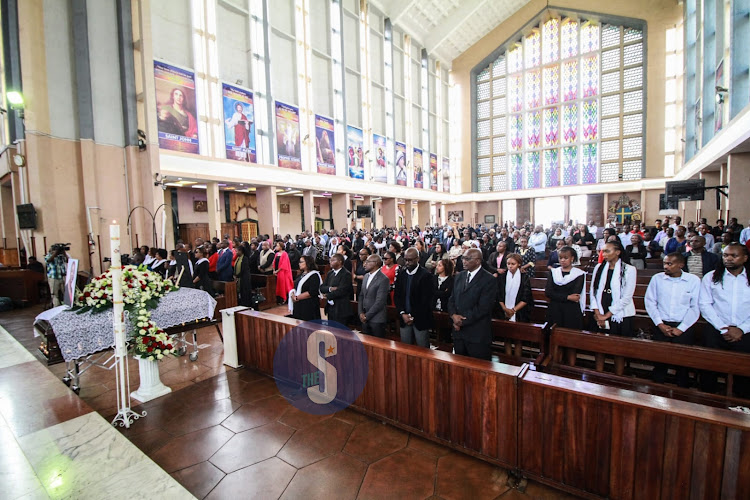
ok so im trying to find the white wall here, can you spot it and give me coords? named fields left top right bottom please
left=151, top=0, right=193, bottom=68
left=44, top=0, right=78, bottom=140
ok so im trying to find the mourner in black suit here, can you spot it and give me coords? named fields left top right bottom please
left=357, top=254, right=390, bottom=338
left=319, top=254, right=354, bottom=326
left=233, top=244, right=253, bottom=307
left=448, top=248, right=497, bottom=360
left=393, top=248, right=434, bottom=347
left=290, top=255, right=322, bottom=321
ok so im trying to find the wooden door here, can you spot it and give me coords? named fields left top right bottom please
left=241, top=221, right=258, bottom=241
left=178, top=223, right=209, bottom=246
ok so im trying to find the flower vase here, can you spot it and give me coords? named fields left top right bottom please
left=131, top=357, right=172, bottom=402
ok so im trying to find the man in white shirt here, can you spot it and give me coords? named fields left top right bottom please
left=529, top=226, right=548, bottom=254
left=587, top=220, right=598, bottom=237
left=739, top=220, right=750, bottom=245
left=644, top=252, right=701, bottom=387
left=618, top=224, right=632, bottom=248
left=698, top=224, right=715, bottom=249
left=699, top=243, right=750, bottom=397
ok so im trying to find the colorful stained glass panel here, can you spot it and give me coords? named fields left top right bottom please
left=561, top=19, right=579, bottom=59
left=525, top=152, right=541, bottom=188
left=581, top=22, right=599, bottom=54
left=562, top=104, right=577, bottom=143
left=542, top=18, right=560, bottom=64
left=562, top=59, right=578, bottom=101
left=543, top=107, right=559, bottom=147
left=510, top=154, right=523, bottom=189
left=508, top=44, right=523, bottom=73
left=526, top=111, right=541, bottom=148
left=544, top=149, right=559, bottom=187
left=582, top=55, right=599, bottom=97
left=508, top=74, right=523, bottom=112
left=582, top=143, right=597, bottom=183
left=509, top=115, right=523, bottom=151
left=525, top=70, right=541, bottom=108
left=562, top=146, right=578, bottom=185
left=582, top=100, right=598, bottom=141
left=524, top=30, right=541, bottom=69
left=543, top=65, right=559, bottom=105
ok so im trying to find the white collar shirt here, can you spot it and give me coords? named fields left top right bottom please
left=529, top=233, right=548, bottom=253
left=644, top=272, right=701, bottom=332
left=700, top=268, right=750, bottom=334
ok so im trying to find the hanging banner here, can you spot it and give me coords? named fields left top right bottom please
left=222, top=83, right=256, bottom=162
left=442, top=157, right=450, bottom=192
left=429, top=153, right=438, bottom=191
left=413, top=148, right=424, bottom=189
left=372, top=134, right=387, bottom=183
left=154, top=61, right=199, bottom=154
left=395, top=141, right=407, bottom=186
left=275, top=101, right=301, bottom=170
left=315, top=114, right=336, bottom=175
left=347, top=126, right=364, bottom=179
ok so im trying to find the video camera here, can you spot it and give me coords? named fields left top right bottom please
left=50, top=243, right=71, bottom=253
left=103, top=254, right=131, bottom=266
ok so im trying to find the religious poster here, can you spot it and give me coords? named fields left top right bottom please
left=442, top=157, right=450, bottom=192
left=222, top=83, right=256, bottom=163
left=63, top=259, right=79, bottom=308
left=347, top=125, right=364, bottom=179
left=315, top=114, right=336, bottom=175
left=373, top=134, right=387, bottom=183
left=429, top=153, right=438, bottom=191
left=275, top=101, right=301, bottom=170
left=413, top=148, right=424, bottom=189
left=395, top=141, right=407, bottom=186
left=154, top=61, right=199, bottom=154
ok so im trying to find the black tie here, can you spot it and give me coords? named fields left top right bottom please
left=466, top=272, right=471, bottom=284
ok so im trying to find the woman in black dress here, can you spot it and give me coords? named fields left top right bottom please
left=497, top=254, right=532, bottom=323
left=590, top=241, right=637, bottom=336
left=432, top=258, right=455, bottom=343
left=353, top=247, right=371, bottom=300
left=191, top=246, right=215, bottom=296
left=150, top=249, right=169, bottom=278
left=233, top=244, right=253, bottom=307
left=290, top=255, right=322, bottom=321
left=625, top=234, right=647, bottom=270
left=545, top=246, right=585, bottom=329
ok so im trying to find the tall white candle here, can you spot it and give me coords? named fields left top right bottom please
left=110, top=222, right=126, bottom=357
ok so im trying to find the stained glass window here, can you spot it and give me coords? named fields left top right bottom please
left=475, top=15, right=644, bottom=191
left=526, top=151, right=541, bottom=188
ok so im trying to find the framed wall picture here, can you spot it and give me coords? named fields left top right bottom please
left=484, top=215, right=496, bottom=224
left=314, top=205, right=320, bottom=215
left=447, top=210, right=464, bottom=223
left=193, top=200, right=207, bottom=212
left=280, top=203, right=290, bottom=214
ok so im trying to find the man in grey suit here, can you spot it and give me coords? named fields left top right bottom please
left=448, top=248, right=497, bottom=360
left=358, top=254, right=390, bottom=338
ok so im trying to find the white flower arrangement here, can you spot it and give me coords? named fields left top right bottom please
left=75, top=265, right=178, bottom=360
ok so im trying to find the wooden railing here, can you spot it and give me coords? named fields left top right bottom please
left=233, top=311, right=750, bottom=499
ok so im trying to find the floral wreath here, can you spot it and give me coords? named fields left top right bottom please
left=75, top=265, right=178, bottom=361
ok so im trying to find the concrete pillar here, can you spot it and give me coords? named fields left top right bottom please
left=720, top=163, right=729, bottom=221
left=206, top=182, right=222, bottom=241
left=382, top=198, right=397, bottom=228
left=403, top=199, right=413, bottom=228
left=497, top=201, right=503, bottom=226
left=302, top=190, right=315, bottom=233
left=332, top=193, right=350, bottom=231
left=361, top=196, right=372, bottom=230
left=639, top=189, right=647, bottom=227
left=470, top=201, right=478, bottom=225
left=699, top=170, right=722, bottom=222
left=563, top=195, right=570, bottom=225
left=256, top=186, right=279, bottom=237
left=603, top=193, right=610, bottom=225
left=528, top=199, right=535, bottom=226
left=435, top=202, right=442, bottom=226
left=727, top=153, right=750, bottom=223
left=417, top=201, right=430, bottom=227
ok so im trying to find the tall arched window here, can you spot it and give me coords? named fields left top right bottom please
left=475, top=15, right=645, bottom=192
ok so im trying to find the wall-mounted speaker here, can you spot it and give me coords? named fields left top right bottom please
left=16, top=203, right=37, bottom=230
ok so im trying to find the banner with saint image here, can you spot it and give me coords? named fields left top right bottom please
left=413, top=148, right=424, bottom=189
left=442, top=157, right=450, bottom=192
left=429, top=153, right=438, bottom=191
left=222, top=83, right=256, bottom=162
left=275, top=101, right=302, bottom=170
left=154, top=61, right=199, bottom=154
left=373, top=134, right=387, bottom=183
left=347, top=126, right=364, bottom=179
left=395, top=141, right=407, bottom=186
left=315, top=115, right=336, bottom=175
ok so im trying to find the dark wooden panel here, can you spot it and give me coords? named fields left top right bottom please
left=464, top=369, right=484, bottom=451
left=519, top=383, right=544, bottom=476
left=661, top=416, right=695, bottom=500
left=450, top=365, right=466, bottom=447
left=384, top=349, right=398, bottom=421
left=497, top=374, right=517, bottom=465
left=563, top=392, right=589, bottom=488
left=542, top=386, right=565, bottom=481
left=690, top=422, right=726, bottom=500
left=480, top=372, right=498, bottom=458
left=584, top=398, right=611, bottom=496
left=720, top=428, right=741, bottom=500
left=634, top=409, right=667, bottom=499
left=608, top=405, right=637, bottom=500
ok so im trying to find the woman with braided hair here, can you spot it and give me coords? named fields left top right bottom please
left=589, top=240, right=637, bottom=336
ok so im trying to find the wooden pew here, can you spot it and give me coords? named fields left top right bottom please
left=236, top=310, right=522, bottom=470
left=0, top=268, right=47, bottom=306
left=250, top=273, right=277, bottom=310
left=519, top=369, right=750, bottom=499
left=546, top=326, right=750, bottom=404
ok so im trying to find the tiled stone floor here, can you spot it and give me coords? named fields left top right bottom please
left=1, top=304, right=580, bottom=499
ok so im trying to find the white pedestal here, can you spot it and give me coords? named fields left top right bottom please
left=131, top=357, right=172, bottom=402
left=221, top=306, right=249, bottom=368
